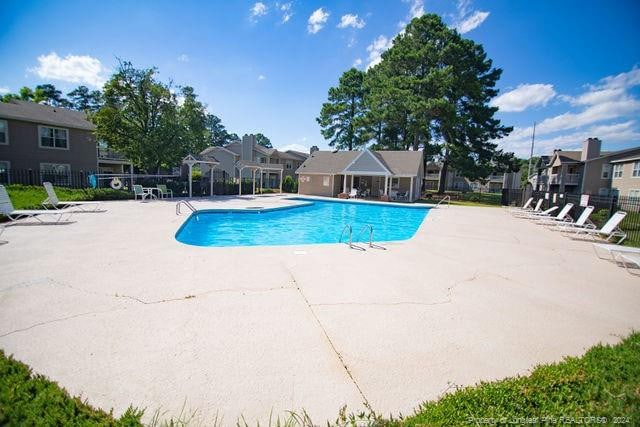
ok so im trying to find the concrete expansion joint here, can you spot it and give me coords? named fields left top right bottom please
left=284, top=266, right=373, bottom=413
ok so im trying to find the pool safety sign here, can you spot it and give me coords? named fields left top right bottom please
left=580, top=194, right=589, bottom=207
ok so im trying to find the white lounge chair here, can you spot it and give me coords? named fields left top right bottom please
left=42, top=182, right=103, bottom=212
left=512, top=199, right=543, bottom=217
left=348, top=188, right=358, bottom=199
left=547, top=206, right=595, bottom=231
left=0, top=184, right=74, bottom=223
left=518, top=205, right=558, bottom=219
left=562, top=211, right=627, bottom=244
left=592, top=243, right=640, bottom=260
left=534, top=203, right=573, bottom=224
left=611, top=252, right=640, bottom=276
left=507, top=197, right=534, bottom=212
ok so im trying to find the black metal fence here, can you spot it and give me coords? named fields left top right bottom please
left=502, top=188, right=640, bottom=244
left=0, top=168, right=279, bottom=197
left=0, top=168, right=92, bottom=188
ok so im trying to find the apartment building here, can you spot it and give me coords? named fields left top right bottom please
left=199, top=134, right=308, bottom=187
left=533, top=138, right=640, bottom=197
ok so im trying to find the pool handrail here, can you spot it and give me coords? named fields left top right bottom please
left=176, top=200, right=197, bottom=215
left=436, top=195, right=451, bottom=208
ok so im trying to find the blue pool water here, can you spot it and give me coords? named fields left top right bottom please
left=175, top=198, right=430, bottom=247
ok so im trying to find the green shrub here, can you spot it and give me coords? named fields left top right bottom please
left=282, top=175, right=297, bottom=193
left=0, top=349, right=143, bottom=426
left=391, top=332, right=640, bottom=426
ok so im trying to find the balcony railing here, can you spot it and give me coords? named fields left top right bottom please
left=424, top=173, right=440, bottom=180
left=549, top=173, right=580, bottom=185
left=98, top=147, right=128, bottom=161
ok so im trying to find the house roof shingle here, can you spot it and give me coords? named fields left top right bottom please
left=296, top=150, right=423, bottom=176
left=0, top=100, right=95, bottom=131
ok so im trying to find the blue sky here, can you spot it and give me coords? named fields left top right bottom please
left=1, top=0, right=639, bottom=157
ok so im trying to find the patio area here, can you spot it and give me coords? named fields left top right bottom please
left=0, top=195, right=639, bottom=424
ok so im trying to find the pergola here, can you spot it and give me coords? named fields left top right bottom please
left=235, top=160, right=284, bottom=196
left=182, top=154, right=220, bottom=198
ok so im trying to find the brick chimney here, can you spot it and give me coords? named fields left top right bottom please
left=581, top=138, right=601, bottom=161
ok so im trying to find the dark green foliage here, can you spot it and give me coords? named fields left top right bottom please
left=391, top=332, right=640, bottom=426
left=255, top=133, right=272, bottom=148
left=317, top=68, right=370, bottom=151
left=206, top=114, right=238, bottom=146
left=0, top=349, right=144, bottom=426
left=282, top=175, right=297, bottom=193
left=67, top=85, right=104, bottom=112
left=93, top=62, right=212, bottom=172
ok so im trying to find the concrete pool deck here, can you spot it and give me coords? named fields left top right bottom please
left=1, top=195, right=639, bottom=424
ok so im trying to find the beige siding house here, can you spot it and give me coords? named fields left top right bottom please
left=609, top=155, right=640, bottom=197
left=0, top=100, right=132, bottom=182
left=535, top=138, right=640, bottom=196
left=199, top=134, right=308, bottom=188
left=296, top=149, right=424, bottom=202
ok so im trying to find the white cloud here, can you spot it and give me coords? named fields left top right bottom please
left=308, top=8, right=329, bottom=34
left=29, top=52, right=108, bottom=88
left=0, top=86, right=10, bottom=94
left=278, top=143, right=309, bottom=153
left=407, top=0, right=424, bottom=19
left=366, top=35, right=393, bottom=69
left=453, top=0, right=489, bottom=34
left=258, top=74, right=266, bottom=80
left=353, top=58, right=362, bottom=68
left=250, top=2, right=268, bottom=21
left=177, top=54, right=189, bottom=62
left=497, top=67, right=640, bottom=157
left=338, top=14, right=365, bottom=29
left=490, top=84, right=557, bottom=112
left=277, top=2, right=293, bottom=23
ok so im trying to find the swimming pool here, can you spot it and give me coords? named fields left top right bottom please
left=175, top=198, right=430, bottom=247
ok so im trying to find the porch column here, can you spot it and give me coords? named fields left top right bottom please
left=188, top=163, right=193, bottom=198
left=252, top=169, right=256, bottom=195
left=238, top=167, right=243, bottom=196
left=343, top=174, right=347, bottom=193
left=410, top=176, right=414, bottom=202
left=209, top=167, right=214, bottom=196
left=260, top=169, right=264, bottom=194
left=279, top=170, right=283, bottom=194
left=384, top=175, right=389, bottom=195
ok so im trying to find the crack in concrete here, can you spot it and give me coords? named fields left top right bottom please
left=284, top=266, right=372, bottom=412
left=0, top=307, right=126, bottom=338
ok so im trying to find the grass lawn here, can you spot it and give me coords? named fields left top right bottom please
left=1, top=332, right=638, bottom=425
left=2, top=184, right=132, bottom=211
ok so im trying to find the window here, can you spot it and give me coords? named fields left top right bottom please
left=633, top=161, right=640, bottom=177
left=322, top=176, right=330, bottom=187
left=629, top=189, right=640, bottom=198
left=258, top=157, right=266, bottom=163
left=601, top=164, right=611, bottom=179
left=0, top=120, right=7, bottom=144
left=612, top=164, right=623, bottom=178
left=285, top=161, right=292, bottom=169
left=0, top=160, right=9, bottom=184
left=39, top=126, right=68, bottom=149
left=40, top=163, right=71, bottom=186
left=611, top=187, right=619, bottom=197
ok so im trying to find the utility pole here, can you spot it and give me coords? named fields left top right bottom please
left=527, top=122, right=536, bottom=185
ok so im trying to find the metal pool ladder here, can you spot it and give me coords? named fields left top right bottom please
left=357, top=225, right=386, bottom=250
left=176, top=200, right=197, bottom=215
left=436, top=195, right=451, bottom=208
